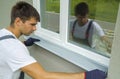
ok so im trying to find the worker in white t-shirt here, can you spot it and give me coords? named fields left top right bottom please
left=70, top=2, right=111, bottom=50
left=0, top=1, right=107, bottom=79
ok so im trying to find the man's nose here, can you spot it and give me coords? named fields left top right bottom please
left=33, top=26, right=37, bottom=31
left=80, top=18, right=85, bottom=21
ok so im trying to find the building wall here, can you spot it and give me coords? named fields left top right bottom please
left=0, top=0, right=32, bottom=29
left=107, top=4, right=120, bottom=79
left=25, top=44, right=85, bottom=79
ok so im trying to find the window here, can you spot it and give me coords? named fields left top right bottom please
left=43, top=0, right=60, bottom=33
left=33, top=0, right=120, bottom=71
left=68, top=0, right=119, bottom=58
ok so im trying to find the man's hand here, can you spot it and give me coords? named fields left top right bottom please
left=24, top=37, right=40, bottom=46
left=85, top=69, right=107, bottom=79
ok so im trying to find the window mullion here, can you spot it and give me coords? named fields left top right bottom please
left=60, top=0, right=69, bottom=44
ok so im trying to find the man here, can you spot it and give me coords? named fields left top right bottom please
left=0, top=1, right=107, bottom=79
left=70, top=2, right=111, bottom=49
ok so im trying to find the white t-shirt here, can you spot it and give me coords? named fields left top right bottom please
left=70, top=19, right=105, bottom=47
left=0, top=28, right=37, bottom=79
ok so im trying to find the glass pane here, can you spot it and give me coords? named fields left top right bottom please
left=68, top=0, right=119, bottom=58
left=42, top=0, right=60, bottom=33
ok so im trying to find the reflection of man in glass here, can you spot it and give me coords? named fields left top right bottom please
left=70, top=2, right=109, bottom=49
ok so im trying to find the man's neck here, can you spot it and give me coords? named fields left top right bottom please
left=78, top=19, right=88, bottom=26
left=6, top=26, right=22, bottom=38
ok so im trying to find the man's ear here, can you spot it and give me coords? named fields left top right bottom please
left=14, top=17, right=23, bottom=26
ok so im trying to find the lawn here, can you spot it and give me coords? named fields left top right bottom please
left=46, top=0, right=119, bottom=23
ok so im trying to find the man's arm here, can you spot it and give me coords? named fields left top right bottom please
left=21, top=62, right=85, bottom=79
left=21, top=62, right=107, bottom=79
left=101, top=36, right=112, bottom=53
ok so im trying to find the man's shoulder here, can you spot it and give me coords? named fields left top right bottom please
left=69, top=19, right=77, bottom=27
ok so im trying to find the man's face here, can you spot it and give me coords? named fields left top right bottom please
left=20, top=17, right=38, bottom=36
left=76, top=14, right=88, bottom=26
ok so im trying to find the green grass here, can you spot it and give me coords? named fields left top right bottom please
left=94, top=0, right=119, bottom=22
left=46, top=0, right=119, bottom=23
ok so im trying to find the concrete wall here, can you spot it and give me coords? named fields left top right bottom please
left=25, top=45, right=85, bottom=79
left=0, top=0, right=32, bottom=29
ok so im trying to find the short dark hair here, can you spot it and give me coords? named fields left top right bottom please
left=75, top=2, right=89, bottom=16
left=10, top=1, right=40, bottom=25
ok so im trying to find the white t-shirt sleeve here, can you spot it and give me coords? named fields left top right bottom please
left=6, top=40, right=37, bottom=72
left=93, top=22, right=105, bottom=37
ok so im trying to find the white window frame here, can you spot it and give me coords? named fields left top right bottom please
left=30, top=0, right=120, bottom=71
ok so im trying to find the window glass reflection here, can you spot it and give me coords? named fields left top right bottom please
left=42, top=0, right=60, bottom=33
left=68, top=0, right=119, bottom=57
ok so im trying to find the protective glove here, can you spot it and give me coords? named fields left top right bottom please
left=85, top=69, right=107, bottom=79
left=24, top=37, right=40, bottom=46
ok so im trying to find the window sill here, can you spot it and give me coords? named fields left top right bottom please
left=25, top=34, right=109, bottom=72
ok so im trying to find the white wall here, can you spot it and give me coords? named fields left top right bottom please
left=107, top=3, right=120, bottom=79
